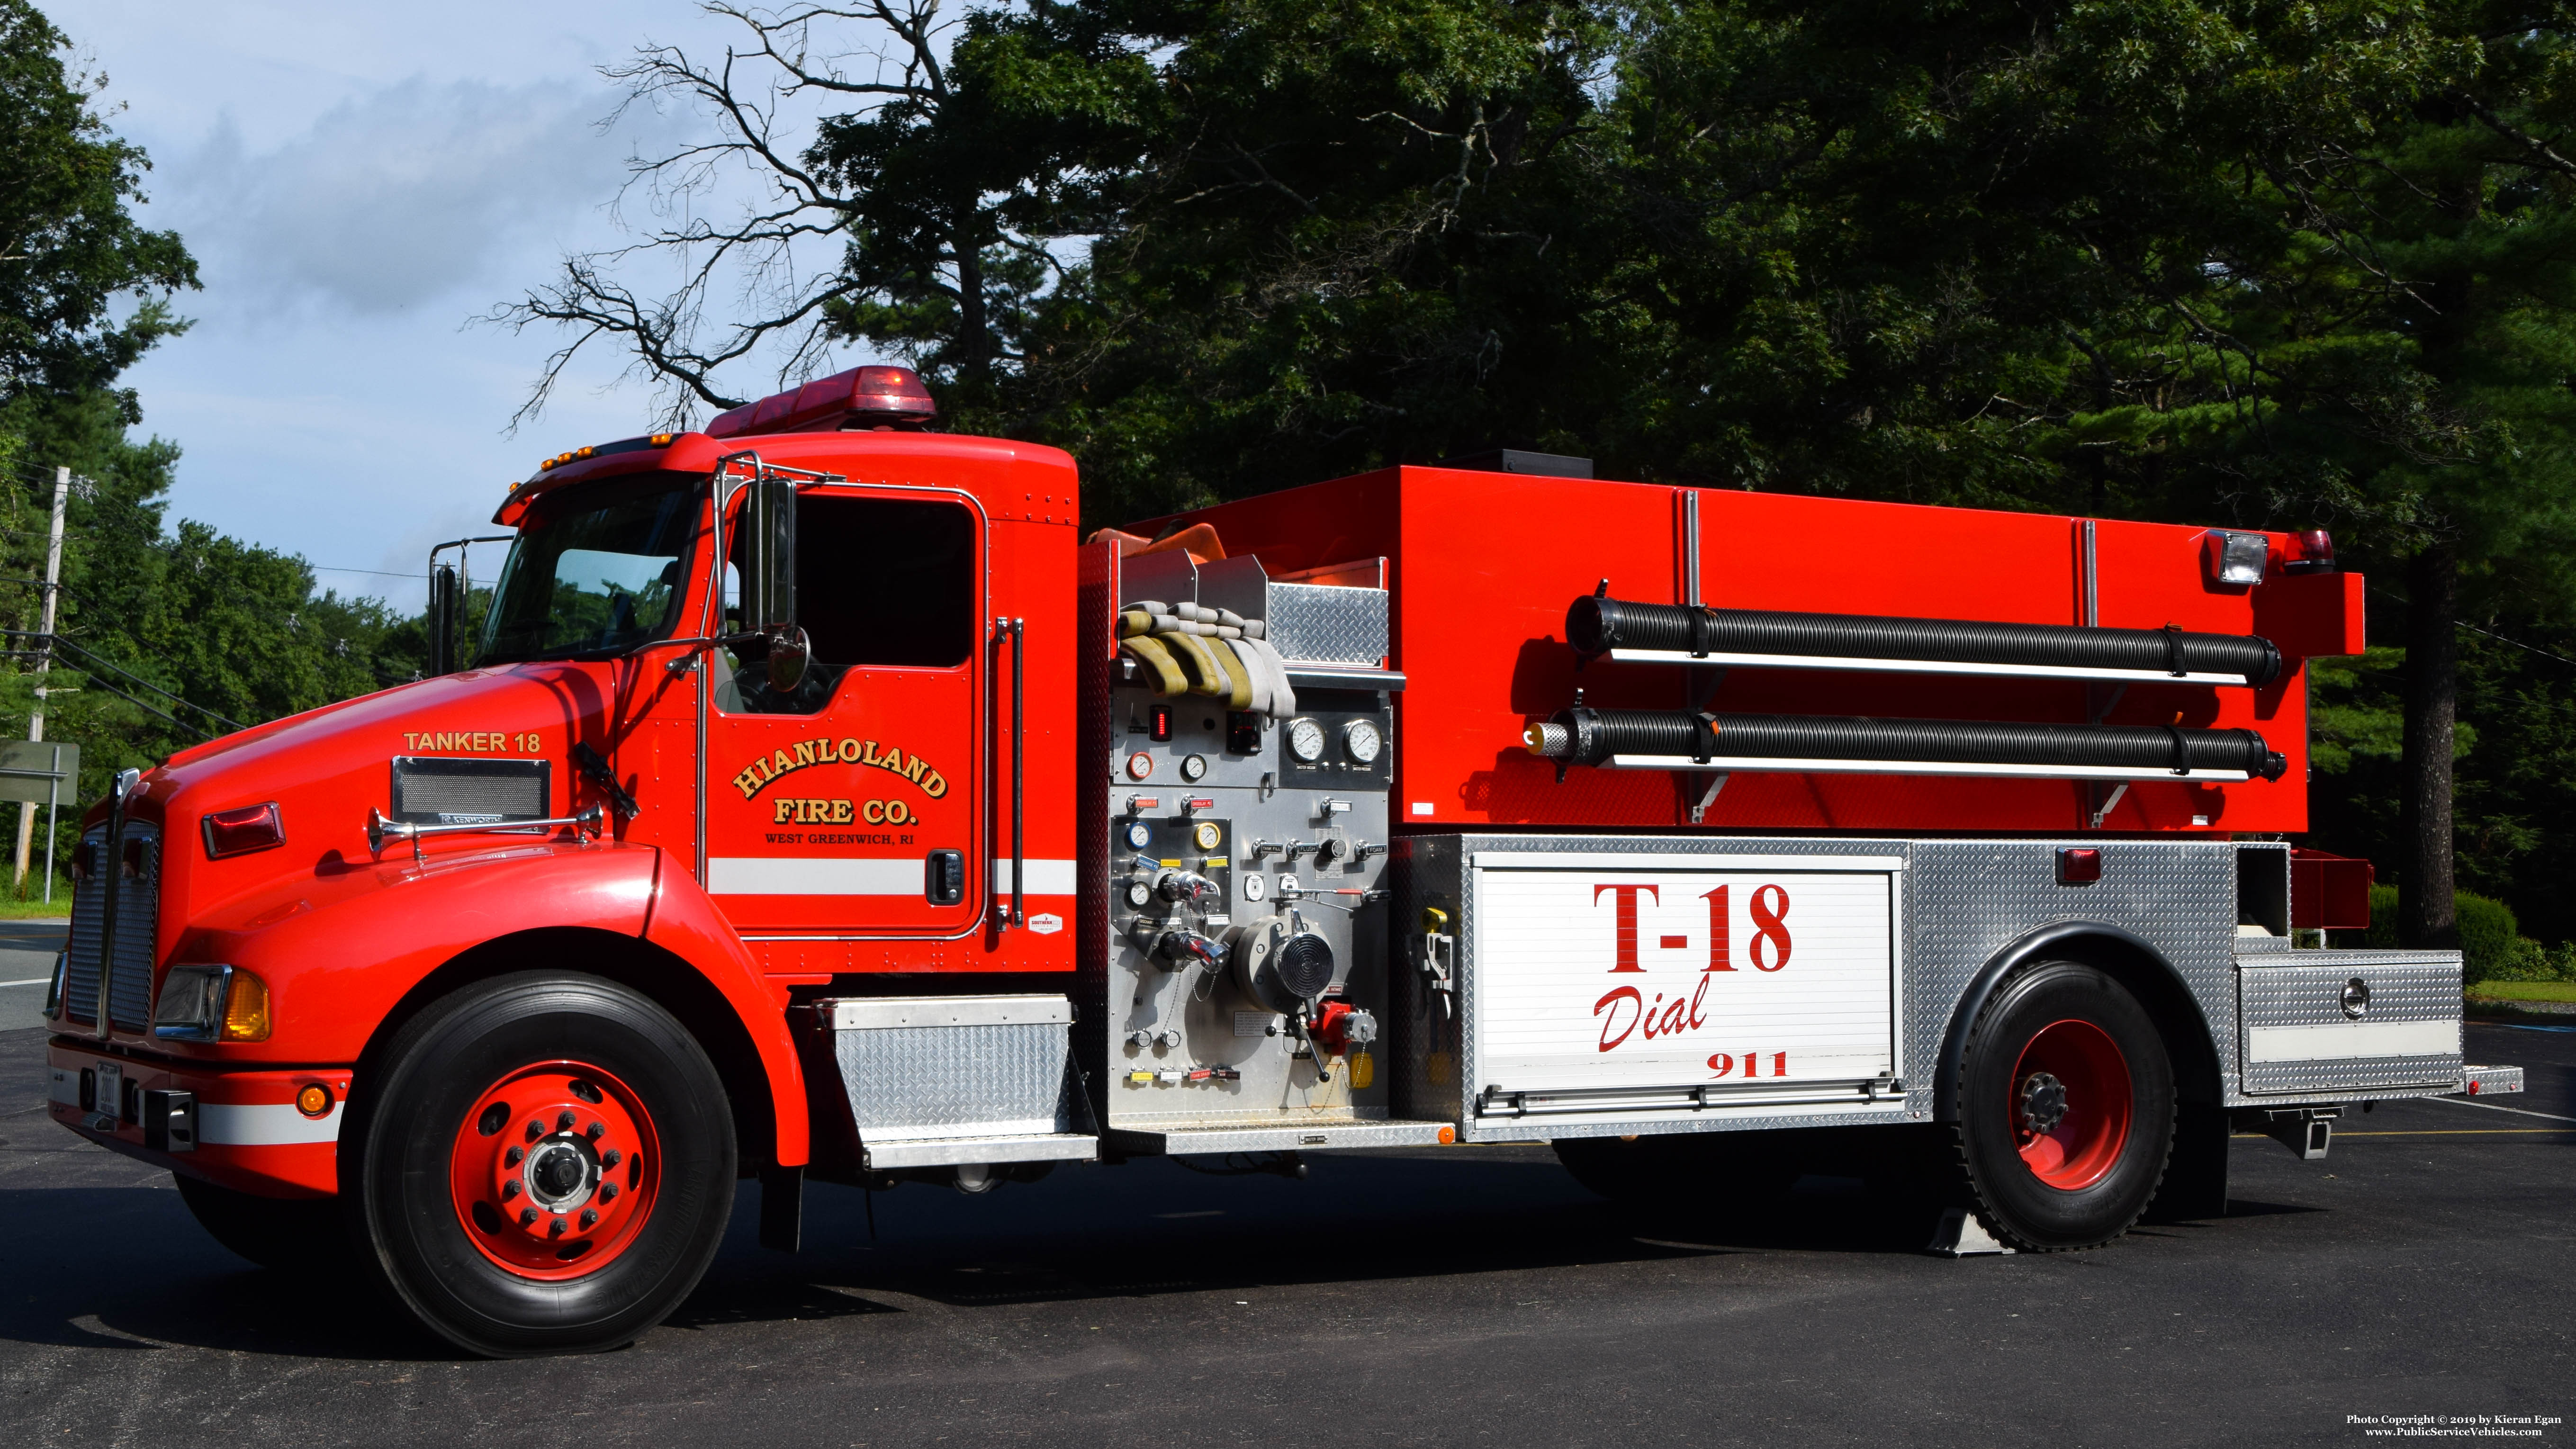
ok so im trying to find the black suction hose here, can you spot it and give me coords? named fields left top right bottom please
left=1567, top=594, right=2281, bottom=686
left=1525, top=707, right=2287, bottom=780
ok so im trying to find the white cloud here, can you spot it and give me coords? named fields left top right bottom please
left=171, top=79, right=622, bottom=316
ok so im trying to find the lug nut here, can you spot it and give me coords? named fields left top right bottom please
left=556, top=1110, right=576, bottom=1130
left=585, top=1121, right=604, bottom=1141
left=504, top=1145, right=523, bottom=1167
left=549, top=1216, right=567, bottom=1236
left=518, top=1207, right=537, bottom=1227
left=501, top=1180, right=520, bottom=1200
left=580, top=1209, right=598, bottom=1228
left=525, top=1120, right=543, bottom=1142
left=601, top=1150, right=622, bottom=1169
left=600, top=1182, right=619, bottom=1202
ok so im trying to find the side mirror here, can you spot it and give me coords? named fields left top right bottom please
left=741, top=472, right=797, bottom=623
left=426, top=563, right=460, bottom=675
left=766, top=626, right=812, bottom=694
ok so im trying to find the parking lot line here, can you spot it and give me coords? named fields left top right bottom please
left=2423, top=1096, right=2576, bottom=1124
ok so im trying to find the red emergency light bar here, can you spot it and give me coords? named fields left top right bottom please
left=706, top=365, right=937, bottom=440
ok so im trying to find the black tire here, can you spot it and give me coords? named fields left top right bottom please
left=1954, top=961, right=2175, bottom=1251
left=1553, top=1132, right=1799, bottom=1218
left=345, top=973, right=737, bottom=1357
left=175, top=1174, right=347, bottom=1273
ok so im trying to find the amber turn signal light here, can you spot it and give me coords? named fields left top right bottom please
left=222, top=971, right=272, bottom=1042
left=202, top=802, right=285, bottom=859
left=295, top=1083, right=332, bottom=1117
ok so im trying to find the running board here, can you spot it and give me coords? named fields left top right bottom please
left=861, top=1132, right=1099, bottom=1170
left=1106, top=1119, right=1452, bottom=1155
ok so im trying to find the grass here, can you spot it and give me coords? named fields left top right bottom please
left=2468, top=980, right=2576, bottom=1003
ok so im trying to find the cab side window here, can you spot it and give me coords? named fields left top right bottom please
left=716, top=494, right=978, bottom=715
left=800, top=496, right=977, bottom=668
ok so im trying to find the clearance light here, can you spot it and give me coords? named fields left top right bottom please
left=202, top=801, right=285, bottom=859
left=2203, top=529, right=2270, bottom=587
left=2056, top=847, right=2104, bottom=886
left=2284, top=529, right=2337, bottom=576
left=152, top=964, right=273, bottom=1042
left=296, top=1083, right=333, bottom=1117
left=650, top=433, right=676, bottom=446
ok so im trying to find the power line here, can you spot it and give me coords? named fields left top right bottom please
left=38, top=634, right=247, bottom=731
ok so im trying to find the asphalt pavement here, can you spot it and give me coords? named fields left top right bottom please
left=1, top=1020, right=2567, bottom=1447
left=0, top=920, right=65, bottom=1033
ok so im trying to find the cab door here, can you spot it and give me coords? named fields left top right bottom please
left=701, top=485, right=986, bottom=937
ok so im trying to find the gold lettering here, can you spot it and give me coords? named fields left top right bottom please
left=861, top=740, right=883, bottom=766
left=920, top=770, right=946, bottom=799
left=904, top=757, right=929, bottom=784
left=774, top=799, right=794, bottom=824
left=769, top=749, right=794, bottom=777
left=830, top=799, right=853, bottom=823
left=734, top=767, right=764, bottom=799
left=792, top=740, right=819, bottom=768
left=879, top=746, right=905, bottom=775
left=838, top=737, right=861, bottom=762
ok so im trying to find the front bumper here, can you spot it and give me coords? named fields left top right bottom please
left=46, top=1038, right=350, bottom=1197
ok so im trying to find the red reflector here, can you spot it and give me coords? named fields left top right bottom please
left=202, top=802, right=286, bottom=860
left=2056, top=847, right=2103, bottom=886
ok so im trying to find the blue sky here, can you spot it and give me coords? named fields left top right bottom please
left=72, top=1, right=883, bottom=611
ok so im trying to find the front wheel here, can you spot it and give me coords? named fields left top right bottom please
left=347, top=973, right=737, bottom=1357
left=1954, top=961, right=2175, bottom=1251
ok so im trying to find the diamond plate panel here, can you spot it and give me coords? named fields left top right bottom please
left=2238, top=953, right=2462, bottom=1094
left=1905, top=837, right=2240, bottom=1102
left=1266, top=582, right=1387, bottom=665
left=832, top=1013, right=1078, bottom=1142
left=63, top=823, right=159, bottom=1029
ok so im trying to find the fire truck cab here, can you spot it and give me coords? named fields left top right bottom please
left=42, top=366, right=2520, bottom=1356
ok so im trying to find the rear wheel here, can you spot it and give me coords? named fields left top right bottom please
left=347, top=973, right=736, bottom=1357
left=1954, top=961, right=2175, bottom=1251
left=175, top=1175, right=345, bottom=1273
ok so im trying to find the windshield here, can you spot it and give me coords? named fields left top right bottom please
left=476, top=474, right=702, bottom=664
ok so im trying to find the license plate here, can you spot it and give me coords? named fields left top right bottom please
left=92, top=1060, right=122, bottom=1126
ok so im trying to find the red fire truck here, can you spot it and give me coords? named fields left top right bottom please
left=40, top=365, right=2520, bottom=1355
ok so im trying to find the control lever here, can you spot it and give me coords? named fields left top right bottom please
left=1155, top=869, right=1220, bottom=903
left=1250, top=840, right=1287, bottom=859
left=1286, top=840, right=1322, bottom=862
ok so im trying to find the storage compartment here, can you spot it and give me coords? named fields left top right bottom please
left=1395, top=835, right=1910, bottom=1140
left=2237, top=953, right=2461, bottom=1095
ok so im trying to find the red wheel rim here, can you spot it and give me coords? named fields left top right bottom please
left=448, top=1061, right=660, bottom=1279
left=2008, top=1019, right=2133, bottom=1191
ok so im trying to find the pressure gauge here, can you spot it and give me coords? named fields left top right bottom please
left=1193, top=821, right=1223, bottom=851
left=1241, top=872, right=1266, bottom=902
left=1125, top=880, right=1153, bottom=908
left=1126, top=751, right=1155, bottom=780
left=1123, top=820, right=1153, bottom=851
left=1343, top=718, right=1383, bottom=764
left=1180, top=752, right=1208, bottom=782
left=1287, top=718, right=1326, bottom=763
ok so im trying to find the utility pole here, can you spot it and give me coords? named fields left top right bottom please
left=14, top=467, right=67, bottom=892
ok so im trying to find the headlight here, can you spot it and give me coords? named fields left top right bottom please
left=152, top=964, right=272, bottom=1042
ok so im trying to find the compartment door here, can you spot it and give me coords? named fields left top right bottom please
left=1467, top=853, right=1903, bottom=1116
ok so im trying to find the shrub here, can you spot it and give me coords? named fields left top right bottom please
left=2359, top=885, right=2547, bottom=983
